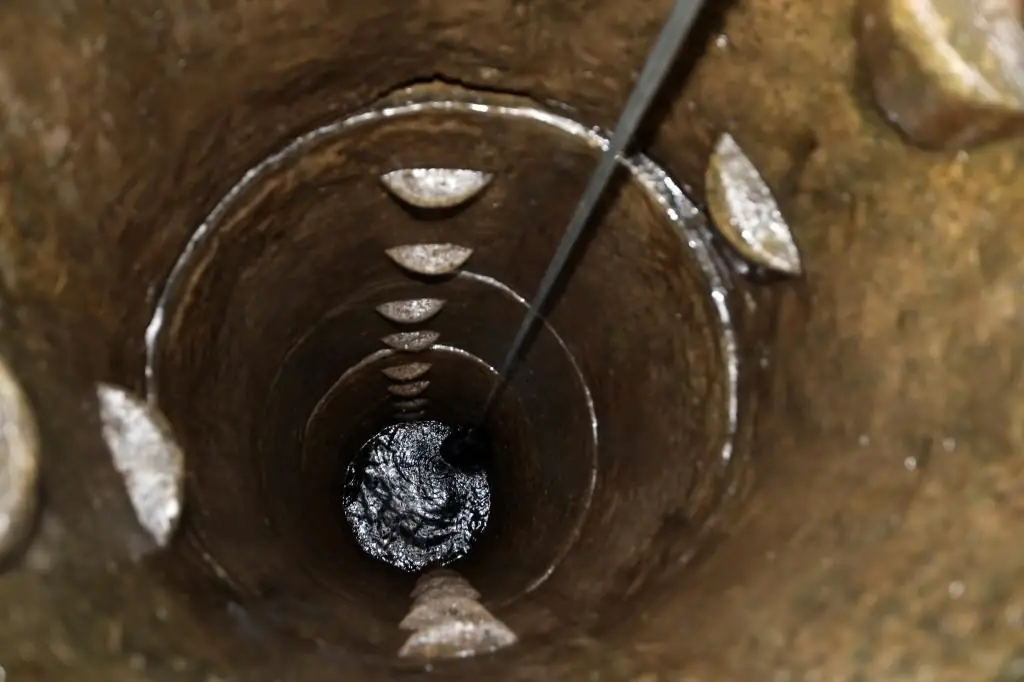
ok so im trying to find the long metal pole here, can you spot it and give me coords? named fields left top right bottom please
left=485, top=0, right=709, bottom=412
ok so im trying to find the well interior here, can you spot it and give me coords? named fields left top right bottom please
left=1, top=2, right=1021, bottom=681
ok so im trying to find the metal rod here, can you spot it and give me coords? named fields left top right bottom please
left=484, top=0, right=709, bottom=413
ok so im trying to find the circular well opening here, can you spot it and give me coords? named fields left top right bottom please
left=143, top=84, right=741, bottom=662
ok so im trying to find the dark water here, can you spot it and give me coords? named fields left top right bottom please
left=342, top=420, right=491, bottom=572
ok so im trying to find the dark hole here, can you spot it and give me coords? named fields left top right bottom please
left=439, top=423, right=493, bottom=474
left=341, top=419, right=492, bottom=572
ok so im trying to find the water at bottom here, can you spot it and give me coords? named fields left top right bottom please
left=342, top=420, right=492, bottom=572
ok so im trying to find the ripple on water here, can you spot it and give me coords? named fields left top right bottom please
left=342, top=420, right=490, bottom=572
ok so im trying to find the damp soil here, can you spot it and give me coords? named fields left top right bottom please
left=342, top=420, right=492, bottom=572
left=5, top=2, right=1024, bottom=681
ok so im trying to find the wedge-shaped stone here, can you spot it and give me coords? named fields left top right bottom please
left=381, top=362, right=431, bottom=381
left=859, top=0, right=1024, bottom=149
left=388, top=380, right=430, bottom=398
left=96, top=383, right=185, bottom=547
left=0, top=354, right=41, bottom=563
left=385, top=244, right=474, bottom=276
left=399, top=618, right=518, bottom=659
left=399, top=569, right=516, bottom=660
left=706, top=133, right=802, bottom=276
left=376, top=299, right=445, bottom=324
left=381, top=168, right=492, bottom=209
left=393, top=398, right=429, bottom=411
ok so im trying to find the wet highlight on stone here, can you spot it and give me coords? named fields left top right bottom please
left=342, top=420, right=492, bottom=572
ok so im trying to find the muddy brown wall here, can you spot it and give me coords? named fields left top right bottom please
left=0, top=0, right=1022, bottom=680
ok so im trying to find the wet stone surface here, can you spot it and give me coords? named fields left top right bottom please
left=706, top=133, right=802, bottom=275
left=376, top=299, right=446, bottom=325
left=0, top=353, right=40, bottom=561
left=393, top=398, right=429, bottom=411
left=385, top=244, right=474, bottom=277
left=387, top=380, right=430, bottom=398
left=342, top=421, right=491, bottom=572
left=380, top=168, right=493, bottom=209
left=95, top=383, right=185, bottom=548
left=381, top=331, right=441, bottom=352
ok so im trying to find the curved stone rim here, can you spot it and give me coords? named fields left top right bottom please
left=381, top=331, right=441, bottom=352
left=0, top=353, right=41, bottom=563
left=375, top=298, right=447, bottom=325
left=385, top=243, right=475, bottom=277
left=381, top=362, right=432, bottom=382
left=706, top=133, right=803, bottom=276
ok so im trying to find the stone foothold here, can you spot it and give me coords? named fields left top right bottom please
left=393, top=398, right=429, bottom=411
left=387, top=380, right=430, bottom=398
left=706, top=133, right=803, bottom=276
left=399, top=569, right=517, bottom=659
left=381, top=331, right=440, bottom=352
left=399, top=596, right=497, bottom=631
left=96, top=383, right=185, bottom=548
left=0, top=356, right=41, bottom=564
left=398, top=617, right=519, bottom=660
left=410, top=569, right=482, bottom=602
left=380, top=168, right=493, bottom=209
left=859, top=0, right=1024, bottom=150
left=375, top=299, right=446, bottom=325
left=381, top=362, right=432, bottom=382
left=385, top=244, right=474, bottom=276
left=411, top=568, right=475, bottom=595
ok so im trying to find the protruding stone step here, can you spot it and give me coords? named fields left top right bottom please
left=380, top=168, right=492, bottom=209
left=398, top=569, right=517, bottom=660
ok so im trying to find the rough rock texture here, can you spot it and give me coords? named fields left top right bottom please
left=860, top=0, right=1024, bottom=150
left=0, top=0, right=1022, bottom=681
